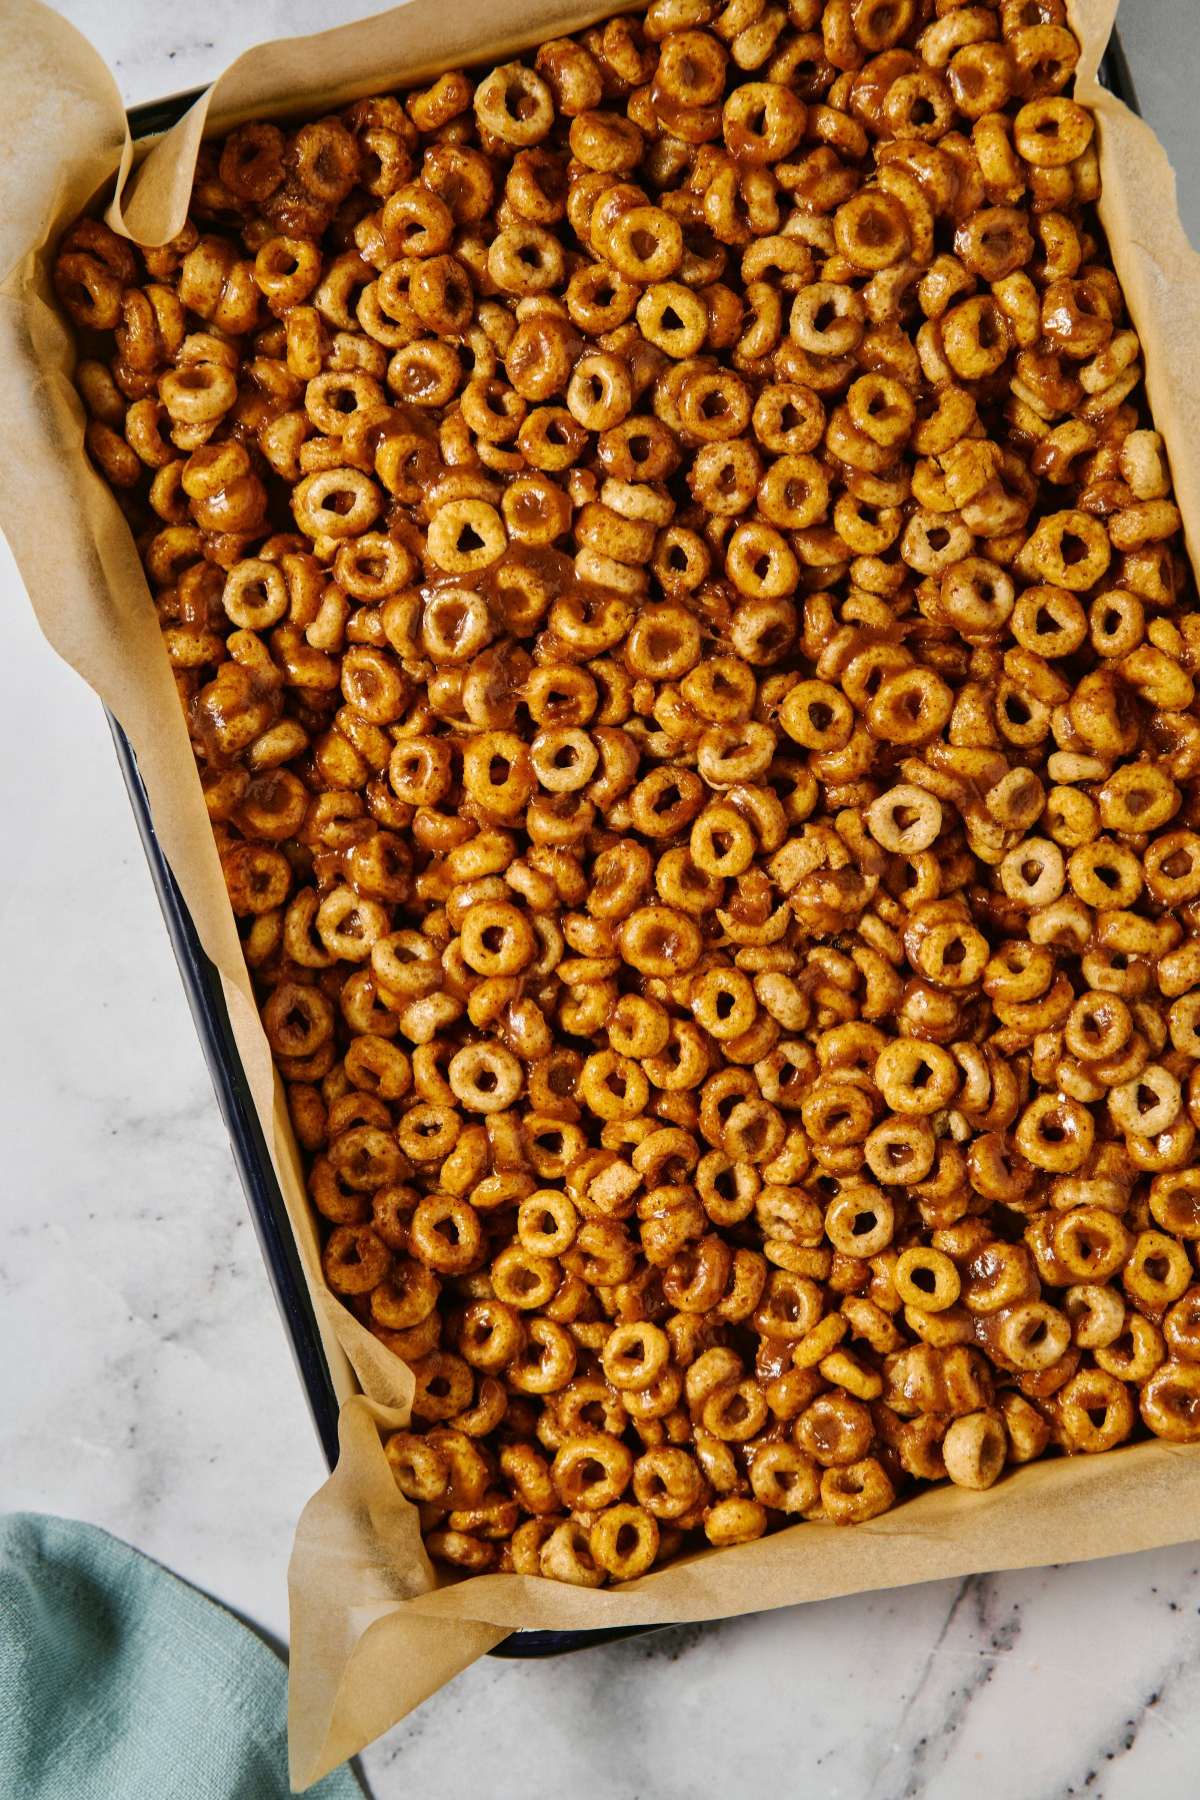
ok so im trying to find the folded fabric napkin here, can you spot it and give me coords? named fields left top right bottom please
left=0, top=1512, right=362, bottom=1799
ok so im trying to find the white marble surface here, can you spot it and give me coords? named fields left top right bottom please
left=2, top=3, right=1200, bottom=1795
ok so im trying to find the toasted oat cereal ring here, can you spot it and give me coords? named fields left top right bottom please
left=1014, top=97, right=1093, bottom=167
left=834, top=190, right=910, bottom=272
left=893, top=1246, right=962, bottom=1314
left=1063, top=1284, right=1126, bottom=1352
left=327, top=1124, right=404, bottom=1194
left=553, top=1433, right=634, bottom=1511
left=384, top=1431, right=449, bottom=1502
left=372, top=1260, right=440, bottom=1332
left=748, top=1442, right=819, bottom=1514
left=396, top=1104, right=461, bottom=1165
left=866, top=667, right=954, bottom=745
left=538, top=1520, right=604, bottom=1587
left=1023, top=509, right=1111, bottom=591
left=631, top=1447, right=705, bottom=1521
left=1164, top=1291, right=1200, bottom=1364
left=1121, top=1229, right=1192, bottom=1309
left=474, top=63, right=555, bottom=146
left=790, top=281, right=865, bottom=356
left=1140, top=1362, right=1200, bottom=1443
left=1051, top=1206, right=1132, bottom=1282
left=516, top=1190, right=578, bottom=1261
left=506, top=1317, right=578, bottom=1395
left=876, top=1039, right=959, bottom=1115
left=1108, top=1065, right=1182, bottom=1141
left=1050, top=1367, right=1132, bottom=1455
left=488, top=223, right=566, bottom=295
left=820, top=1458, right=895, bottom=1525
left=588, top=1505, right=659, bottom=1581
left=704, top=1497, right=768, bottom=1546
left=387, top=341, right=462, bottom=407
left=490, top=1243, right=559, bottom=1311
left=291, top=466, right=382, bottom=539
left=409, top=1195, right=484, bottom=1275
left=941, top=296, right=1010, bottom=380
left=601, top=1321, right=672, bottom=1394
left=992, top=1301, right=1072, bottom=1372
left=1093, top=1315, right=1163, bottom=1387
left=608, top=207, right=684, bottom=284
left=942, top=1412, right=1007, bottom=1489
left=262, top=982, right=334, bottom=1059
left=425, top=499, right=507, bottom=572
left=448, top=1041, right=524, bottom=1113
left=618, top=905, right=703, bottom=978
left=752, top=382, right=825, bottom=454
left=1149, top=1171, right=1200, bottom=1240
left=460, top=902, right=537, bottom=976
left=410, top=1351, right=475, bottom=1421
left=323, top=1224, right=391, bottom=1295
left=884, top=68, right=953, bottom=140
left=218, top=555, right=290, bottom=634
left=866, top=784, right=942, bottom=854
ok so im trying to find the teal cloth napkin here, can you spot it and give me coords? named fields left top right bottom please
left=0, top=1512, right=362, bottom=1800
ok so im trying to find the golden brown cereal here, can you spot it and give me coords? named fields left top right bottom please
left=941, top=1412, right=1007, bottom=1490
left=64, top=0, right=1200, bottom=1587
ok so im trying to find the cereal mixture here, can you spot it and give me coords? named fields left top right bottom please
left=57, top=0, right=1200, bottom=1586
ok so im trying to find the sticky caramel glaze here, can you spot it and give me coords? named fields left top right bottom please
left=60, top=0, right=1200, bottom=1584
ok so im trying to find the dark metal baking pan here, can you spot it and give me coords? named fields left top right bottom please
left=110, top=32, right=1138, bottom=1659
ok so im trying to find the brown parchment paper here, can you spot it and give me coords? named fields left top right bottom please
left=4, top=0, right=1200, bottom=1786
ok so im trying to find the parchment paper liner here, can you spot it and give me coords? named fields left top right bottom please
left=3, top=0, right=1200, bottom=1785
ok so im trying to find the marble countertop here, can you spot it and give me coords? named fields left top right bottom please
left=3, top=2, right=1200, bottom=1794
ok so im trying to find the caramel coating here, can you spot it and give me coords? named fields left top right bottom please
left=63, top=0, right=1200, bottom=1585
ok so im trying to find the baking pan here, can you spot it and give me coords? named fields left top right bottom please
left=108, top=33, right=1139, bottom=1659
